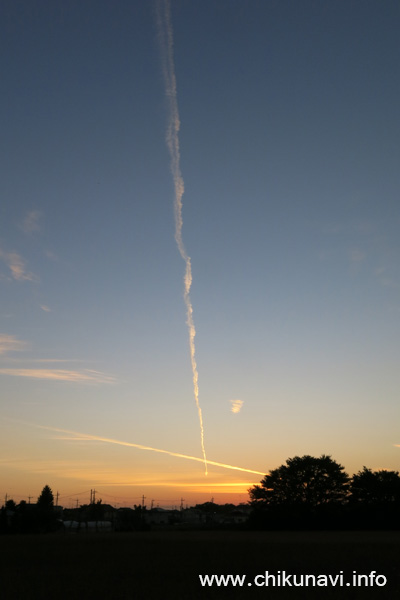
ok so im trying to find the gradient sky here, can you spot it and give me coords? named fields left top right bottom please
left=1, top=0, right=399, bottom=508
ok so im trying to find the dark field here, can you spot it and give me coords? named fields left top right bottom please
left=0, top=530, right=399, bottom=599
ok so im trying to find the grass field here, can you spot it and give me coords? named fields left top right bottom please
left=0, top=530, right=399, bottom=599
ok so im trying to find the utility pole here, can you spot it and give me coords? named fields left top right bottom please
left=141, top=495, right=146, bottom=509
left=55, top=491, right=59, bottom=507
left=28, top=495, right=32, bottom=504
left=76, top=499, right=79, bottom=509
left=180, top=498, right=184, bottom=511
left=150, top=499, right=154, bottom=510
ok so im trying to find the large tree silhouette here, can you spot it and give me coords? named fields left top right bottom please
left=249, top=455, right=349, bottom=508
left=350, top=467, right=400, bottom=506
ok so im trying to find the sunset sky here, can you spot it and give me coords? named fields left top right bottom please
left=1, top=0, right=400, bottom=508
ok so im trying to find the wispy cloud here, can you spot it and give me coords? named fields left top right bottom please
left=0, top=368, right=116, bottom=384
left=321, top=218, right=374, bottom=236
left=7, top=358, right=86, bottom=364
left=0, top=334, right=28, bottom=355
left=20, top=210, right=42, bottom=234
left=230, top=399, right=244, bottom=414
left=0, top=249, right=37, bottom=282
left=349, top=248, right=366, bottom=263
left=8, top=252, right=37, bottom=281
left=98, top=481, right=258, bottom=489
left=44, top=250, right=58, bottom=261
left=374, top=267, right=400, bottom=290
left=0, top=456, right=107, bottom=480
left=40, top=304, right=51, bottom=312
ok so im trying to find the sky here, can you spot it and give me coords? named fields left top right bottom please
left=1, top=0, right=400, bottom=509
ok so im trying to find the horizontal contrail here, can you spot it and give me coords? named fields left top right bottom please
left=32, top=422, right=265, bottom=476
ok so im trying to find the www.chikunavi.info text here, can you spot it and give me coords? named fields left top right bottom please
left=199, top=570, right=387, bottom=588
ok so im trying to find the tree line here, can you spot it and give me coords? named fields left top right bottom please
left=248, top=455, right=400, bottom=530
left=1, top=485, right=61, bottom=534
left=2, top=455, right=400, bottom=532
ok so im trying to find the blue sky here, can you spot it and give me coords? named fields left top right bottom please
left=1, top=0, right=399, bottom=507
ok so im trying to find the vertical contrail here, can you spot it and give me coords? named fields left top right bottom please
left=156, top=0, right=207, bottom=474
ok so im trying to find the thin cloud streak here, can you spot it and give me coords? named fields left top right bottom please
left=6, top=358, right=87, bottom=363
left=0, top=457, right=118, bottom=482
left=178, top=482, right=256, bottom=488
left=98, top=481, right=258, bottom=488
left=32, top=422, right=265, bottom=475
left=156, top=0, right=207, bottom=474
left=0, top=368, right=116, bottom=384
left=0, top=334, right=28, bottom=355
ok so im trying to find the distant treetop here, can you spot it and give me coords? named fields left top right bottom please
left=37, top=485, right=54, bottom=509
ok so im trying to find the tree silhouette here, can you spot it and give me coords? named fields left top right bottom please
left=348, top=467, right=400, bottom=529
left=37, top=485, right=56, bottom=532
left=5, top=499, right=17, bottom=511
left=88, top=499, right=104, bottom=521
left=249, top=455, right=349, bottom=508
left=37, top=485, right=54, bottom=509
left=351, top=468, right=400, bottom=506
left=248, top=455, right=350, bottom=530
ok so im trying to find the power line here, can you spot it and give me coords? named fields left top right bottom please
left=58, top=490, right=91, bottom=499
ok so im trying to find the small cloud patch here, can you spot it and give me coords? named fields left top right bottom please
left=230, top=399, right=244, bottom=414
